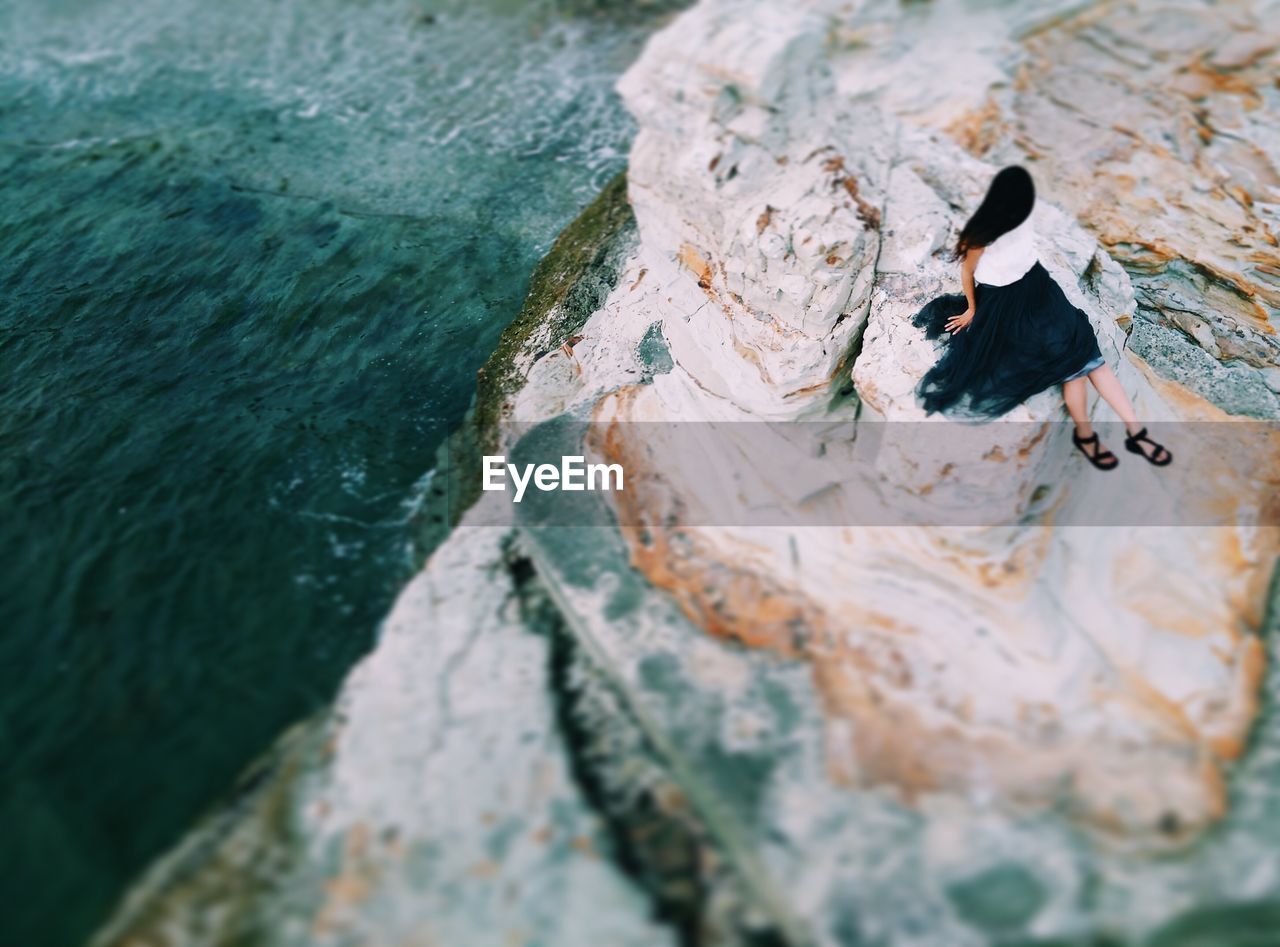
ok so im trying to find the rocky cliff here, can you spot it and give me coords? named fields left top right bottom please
left=96, top=2, right=1280, bottom=946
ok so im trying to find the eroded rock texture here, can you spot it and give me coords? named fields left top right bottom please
left=598, top=0, right=1276, bottom=838
left=837, top=0, right=1280, bottom=415
left=97, top=2, right=1280, bottom=946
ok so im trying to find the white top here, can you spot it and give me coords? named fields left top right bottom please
left=973, top=212, right=1037, bottom=286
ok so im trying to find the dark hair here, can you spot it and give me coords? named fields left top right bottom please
left=953, top=165, right=1035, bottom=259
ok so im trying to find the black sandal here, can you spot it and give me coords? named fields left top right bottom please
left=1073, top=431, right=1118, bottom=470
left=1124, top=427, right=1172, bottom=466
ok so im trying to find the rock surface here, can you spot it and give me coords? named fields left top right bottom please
left=92, top=519, right=676, bottom=947
left=96, top=2, right=1280, bottom=946
left=838, top=0, right=1280, bottom=416
left=595, top=0, right=1276, bottom=836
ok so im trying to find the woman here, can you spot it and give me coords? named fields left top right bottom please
left=913, top=165, right=1171, bottom=469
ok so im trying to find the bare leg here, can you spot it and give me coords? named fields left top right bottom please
left=1087, top=364, right=1170, bottom=462
left=1085, top=364, right=1140, bottom=434
left=1062, top=376, right=1116, bottom=467
left=1062, top=376, right=1091, bottom=437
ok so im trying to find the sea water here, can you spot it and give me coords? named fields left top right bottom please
left=0, top=1, right=655, bottom=943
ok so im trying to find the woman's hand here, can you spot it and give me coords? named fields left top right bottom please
left=945, top=307, right=975, bottom=333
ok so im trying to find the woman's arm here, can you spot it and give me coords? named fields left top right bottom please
left=945, top=246, right=984, bottom=333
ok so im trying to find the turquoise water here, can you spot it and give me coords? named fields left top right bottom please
left=0, top=2, right=653, bottom=943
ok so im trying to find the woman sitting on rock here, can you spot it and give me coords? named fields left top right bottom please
left=913, top=165, right=1171, bottom=469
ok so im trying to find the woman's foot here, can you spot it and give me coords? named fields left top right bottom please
left=1124, top=427, right=1172, bottom=466
left=1072, top=431, right=1118, bottom=470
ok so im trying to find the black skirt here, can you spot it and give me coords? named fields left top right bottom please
left=912, top=261, right=1104, bottom=418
